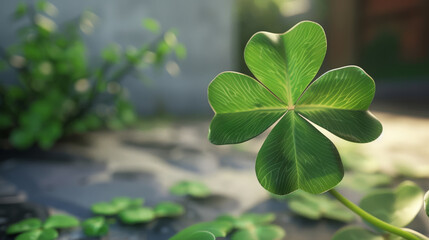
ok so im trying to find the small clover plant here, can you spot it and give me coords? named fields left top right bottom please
left=170, top=180, right=211, bottom=198
left=333, top=182, right=426, bottom=240
left=82, top=216, right=109, bottom=237
left=274, top=190, right=355, bottom=222
left=6, top=215, right=79, bottom=240
left=170, top=212, right=285, bottom=240
left=91, top=196, right=184, bottom=225
left=208, top=21, right=428, bottom=240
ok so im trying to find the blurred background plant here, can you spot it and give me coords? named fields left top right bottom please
left=0, top=0, right=186, bottom=149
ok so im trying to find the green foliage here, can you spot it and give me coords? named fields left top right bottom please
left=170, top=221, right=233, bottom=240
left=82, top=216, right=109, bottom=237
left=216, top=213, right=275, bottom=229
left=43, top=214, right=79, bottom=229
left=275, top=190, right=354, bottom=222
left=208, top=21, right=382, bottom=195
left=142, top=18, right=161, bottom=34
left=332, top=226, right=385, bottom=240
left=359, top=181, right=423, bottom=228
left=231, top=225, right=285, bottom=240
left=6, top=218, right=41, bottom=235
left=6, top=215, right=78, bottom=240
left=118, top=207, right=155, bottom=224
left=91, top=196, right=184, bottom=227
left=0, top=1, right=186, bottom=149
left=170, top=180, right=211, bottom=198
left=91, top=197, right=144, bottom=215
left=15, top=229, right=58, bottom=240
left=340, top=172, right=392, bottom=193
left=154, top=202, right=185, bottom=217
left=171, top=213, right=285, bottom=240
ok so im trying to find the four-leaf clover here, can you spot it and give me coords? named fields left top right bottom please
left=208, top=21, right=382, bottom=195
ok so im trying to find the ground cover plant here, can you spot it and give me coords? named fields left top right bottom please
left=5, top=196, right=185, bottom=239
left=6, top=214, right=79, bottom=240
left=0, top=0, right=186, bottom=149
left=174, top=20, right=429, bottom=240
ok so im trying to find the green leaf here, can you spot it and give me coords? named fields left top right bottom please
left=285, top=190, right=354, bottom=222
left=154, top=202, right=185, bottom=217
left=231, top=225, right=285, bottom=240
left=175, top=43, right=187, bottom=60
left=170, top=221, right=233, bottom=240
left=111, top=197, right=144, bottom=209
left=6, top=218, right=41, bottom=235
left=118, top=207, right=155, bottom=224
left=425, top=191, right=429, bottom=217
left=91, top=202, right=119, bottom=216
left=244, top=21, right=326, bottom=105
left=216, top=213, right=276, bottom=229
left=43, top=214, right=79, bottom=229
left=142, top=18, right=160, bottom=33
left=82, top=216, right=109, bottom=237
left=15, top=229, right=58, bottom=240
left=14, top=2, right=28, bottom=19
left=102, top=44, right=121, bottom=63
left=256, top=111, right=343, bottom=194
left=296, top=66, right=382, bottom=143
left=10, top=129, right=35, bottom=149
left=185, top=231, right=216, bottom=240
left=332, top=226, right=384, bottom=240
left=340, top=172, right=392, bottom=192
left=359, top=181, right=423, bottom=227
left=208, top=72, right=286, bottom=144
left=0, top=114, right=13, bottom=129
left=208, top=21, right=382, bottom=195
left=170, top=180, right=211, bottom=198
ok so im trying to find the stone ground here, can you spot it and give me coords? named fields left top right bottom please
left=1, top=111, right=429, bottom=239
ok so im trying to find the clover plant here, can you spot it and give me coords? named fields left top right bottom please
left=6, top=215, right=79, bottom=240
left=0, top=0, right=185, bottom=149
left=207, top=21, right=428, bottom=240
left=91, top=196, right=184, bottom=225
left=170, top=212, right=285, bottom=240
left=274, top=190, right=354, bottom=222
left=170, top=180, right=211, bottom=198
left=82, top=216, right=109, bottom=237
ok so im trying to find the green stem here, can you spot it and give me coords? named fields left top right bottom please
left=328, top=189, right=423, bottom=240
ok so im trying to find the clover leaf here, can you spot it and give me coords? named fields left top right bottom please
left=332, top=226, right=385, bottom=240
left=6, top=218, right=42, bottom=235
left=91, top=202, right=119, bottom=216
left=82, top=216, right=109, bottom=237
left=359, top=181, right=423, bottom=228
left=208, top=21, right=382, bottom=195
left=170, top=221, right=233, bottom=240
left=118, top=207, right=155, bottom=224
left=274, top=190, right=354, bottom=222
left=425, top=190, right=429, bottom=218
left=216, top=213, right=275, bottom=229
left=15, top=229, right=58, bottom=240
left=91, top=197, right=144, bottom=215
left=231, top=225, right=286, bottom=240
left=170, top=180, right=211, bottom=198
left=43, top=214, right=79, bottom=229
left=154, top=202, right=185, bottom=217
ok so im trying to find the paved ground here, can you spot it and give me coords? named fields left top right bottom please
left=1, top=111, right=429, bottom=239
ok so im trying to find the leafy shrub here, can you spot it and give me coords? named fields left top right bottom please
left=0, top=0, right=186, bottom=149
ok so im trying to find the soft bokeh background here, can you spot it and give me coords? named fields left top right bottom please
left=0, top=0, right=428, bottom=239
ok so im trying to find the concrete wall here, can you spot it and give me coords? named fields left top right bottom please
left=0, top=0, right=236, bottom=115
